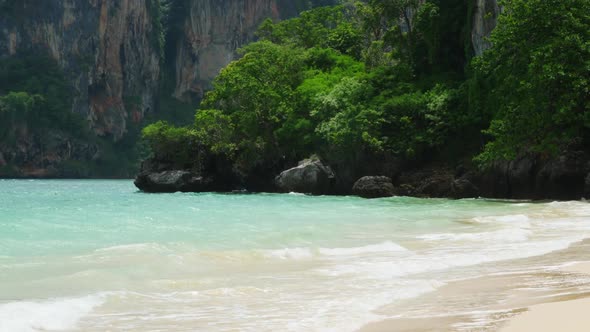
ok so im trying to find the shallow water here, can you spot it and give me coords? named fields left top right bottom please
left=1, top=180, right=590, bottom=332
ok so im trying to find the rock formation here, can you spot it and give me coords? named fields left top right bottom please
left=171, top=0, right=333, bottom=102
left=0, top=0, right=334, bottom=177
left=172, top=0, right=280, bottom=101
left=134, top=170, right=212, bottom=193
left=352, top=176, right=396, bottom=199
left=275, top=157, right=336, bottom=195
left=472, top=0, right=500, bottom=55
left=0, top=0, right=161, bottom=139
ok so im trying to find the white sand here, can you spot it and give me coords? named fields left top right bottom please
left=500, top=297, right=590, bottom=332
left=500, top=262, right=590, bottom=332
left=561, top=261, right=590, bottom=274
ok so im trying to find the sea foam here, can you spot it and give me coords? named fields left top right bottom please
left=417, top=228, right=532, bottom=243
left=265, top=241, right=408, bottom=260
left=0, top=294, right=104, bottom=332
left=471, top=214, right=531, bottom=228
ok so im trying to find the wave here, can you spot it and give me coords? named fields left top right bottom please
left=546, top=201, right=590, bottom=216
left=318, top=241, right=409, bottom=256
left=265, top=247, right=315, bottom=260
left=319, top=237, right=583, bottom=279
left=0, top=294, right=105, bottom=332
left=470, top=214, right=531, bottom=228
left=94, top=243, right=170, bottom=253
left=265, top=241, right=408, bottom=260
left=417, top=228, right=532, bottom=243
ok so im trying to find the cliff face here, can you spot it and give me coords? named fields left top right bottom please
left=472, top=0, right=500, bottom=56
left=173, top=0, right=500, bottom=101
left=0, top=0, right=498, bottom=177
left=0, top=0, right=328, bottom=177
left=171, top=0, right=335, bottom=102
left=0, top=0, right=161, bottom=140
left=173, top=0, right=283, bottom=101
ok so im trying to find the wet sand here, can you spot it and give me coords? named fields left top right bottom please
left=358, top=241, right=590, bottom=332
left=500, top=262, right=590, bottom=332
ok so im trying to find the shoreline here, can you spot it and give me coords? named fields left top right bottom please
left=2, top=177, right=590, bottom=203
left=357, top=241, right=590, bottom=332
left=499, top=262, right=590, bottom=332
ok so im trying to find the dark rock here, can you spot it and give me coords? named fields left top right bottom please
left=396, top=184, right=416, bottom=197
left=478, top=156, right=537, bottom=199
left=507, top=156, right=538, bottom=198
left=415, top=176, right=453, bottom=197
left=535, top=151, right=588, bottom=200
left=399, top=166, right=454, bottom=198
left=134, top=170, right=212, bottom=193
left=585, top=173, right=590, bottom=198
left=275, top=158, right=336, bottom=195
left=475, top=147, right=590, bottom=200
left=451, top=178, right=480, bottom=199
left=352, top=176, right=395, bottom=198
left=138, top=158, right=175, bottom=174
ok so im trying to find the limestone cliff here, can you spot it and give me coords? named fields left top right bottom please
left=171, top=0, right=332, bottom=102
left=472, top=0, right=500, bottom=56
left=0, top=0, right=161, bottom=140
left=0, top=0, right=330, bottom=177
left=172, top=0, right=278, bottom=101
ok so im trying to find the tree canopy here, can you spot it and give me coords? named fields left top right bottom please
left=473, top=0, right=590, bottom=163
left=143, top=0, right=590, bottom=176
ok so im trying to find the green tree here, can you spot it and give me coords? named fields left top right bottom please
left=258, top=5, right=363, bottom=58
left=474, top=0, right=590, bottom=164
left=142, top=120, right=200, bottom=167
left=201, top=41, right=306, bottom=173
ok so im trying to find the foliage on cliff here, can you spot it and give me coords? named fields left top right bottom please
left=473, top=0, right=590, bottom=163
left=144, top=0, right=590, bottom=174
left=0, top=55, right=151, bottom=178
left=0, top=55, right=86, bottom=139
left=144, top=1, right=474, bottom=174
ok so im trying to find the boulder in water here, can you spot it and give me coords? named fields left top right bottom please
left=134, top=170, right=212, bottom=193
left=352, top=176, right=395, bottom=198
left=275, top=158, right=336, bottom=195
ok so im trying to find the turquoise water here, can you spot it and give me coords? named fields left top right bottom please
left=1, top=180, right=590, bottom=331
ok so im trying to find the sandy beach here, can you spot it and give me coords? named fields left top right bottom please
left=358, top=241, right=590, bottom=332
left=500, top=262, right=590, bottom=332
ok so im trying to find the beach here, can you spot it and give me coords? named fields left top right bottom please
left=500, top=262, right=590, bottom=332
left=359, top=243, right=590, bottom=332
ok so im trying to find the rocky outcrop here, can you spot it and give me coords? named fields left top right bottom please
left=472, top=0, right=500, bottom=55
left=477, top=149, right=590, bottom=200
left=393, top=146, right=590, bottom=200
left=0, top=0, right=161, bottom=140
left=352, top=176, right=395, bottom=199
left=134, top=152, right=242, bottom=193
left=134, top=170, right=212, bottom=193
left=275, top=158, right=336, bottom=195
left=396, top=166, right=455, bottom=198
left=451, top=177, right=480, bottom=199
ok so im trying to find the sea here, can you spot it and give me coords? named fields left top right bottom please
left=1, top=180, right=590, bottom=332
